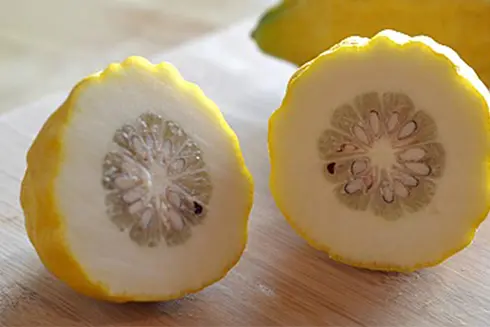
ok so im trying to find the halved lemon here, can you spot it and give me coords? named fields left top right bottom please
left=268, top=30, right=490, bottom=272
left=21, top=56, right=254, bottom=302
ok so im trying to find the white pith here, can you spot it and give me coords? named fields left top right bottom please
left=271, top=39, right=490, bottom=267
left=55, top=64, right=250, bottom=296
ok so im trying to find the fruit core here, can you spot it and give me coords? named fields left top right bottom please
left=102, top=112, right=212, bottom=247
left=318, top=91, right=445, bottom=220
left=369, top=138, right=396, bottom=171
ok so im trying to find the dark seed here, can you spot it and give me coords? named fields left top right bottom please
left=326, top=162, right=336, bottom=175
left=193, top=202, right=203, bottom=215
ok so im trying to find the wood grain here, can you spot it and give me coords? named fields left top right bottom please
left=0, top=0, right=275, bottom=113
left=2, top=21, right=490, bottom=327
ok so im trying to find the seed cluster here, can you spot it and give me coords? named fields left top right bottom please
left=318, top=92, right=445, bottom=220
left=102, top=112, right=212, bottom=247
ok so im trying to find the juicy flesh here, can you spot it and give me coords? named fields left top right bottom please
left=318, top=91, right=446, bottom=220
left=103, top=112, right=212, bottom=248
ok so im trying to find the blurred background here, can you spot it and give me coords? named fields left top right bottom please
left=0, top=0, right=276, bottom=113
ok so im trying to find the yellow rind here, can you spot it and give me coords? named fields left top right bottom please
left=268, top=30, right=490, bottom=272
left=252, top=0, right=490, bottom=88
left=20, top=56, right=254, bottom=302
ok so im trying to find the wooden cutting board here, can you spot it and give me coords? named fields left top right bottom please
left=2, top=20, right=490, bottom=327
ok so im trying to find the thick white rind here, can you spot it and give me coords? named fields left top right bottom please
left=55, top=63, right=250, bottom=296
left=271, top=39, right=490, bottom=267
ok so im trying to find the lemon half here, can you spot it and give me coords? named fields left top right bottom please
left=268, top=30, right=490, bottom=272
left=21, top=57, right=254, bottom=302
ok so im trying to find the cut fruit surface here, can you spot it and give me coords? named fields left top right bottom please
left=20, top=56, right=254, bottom=302
left=251, top=0, right=490, bottom=88
left=268, top=30, right=490, bottom=272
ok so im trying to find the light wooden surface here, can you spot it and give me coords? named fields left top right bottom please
left=2, top=14, right=490, bottom=327
left=0, top=0, right=274, bottom=113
